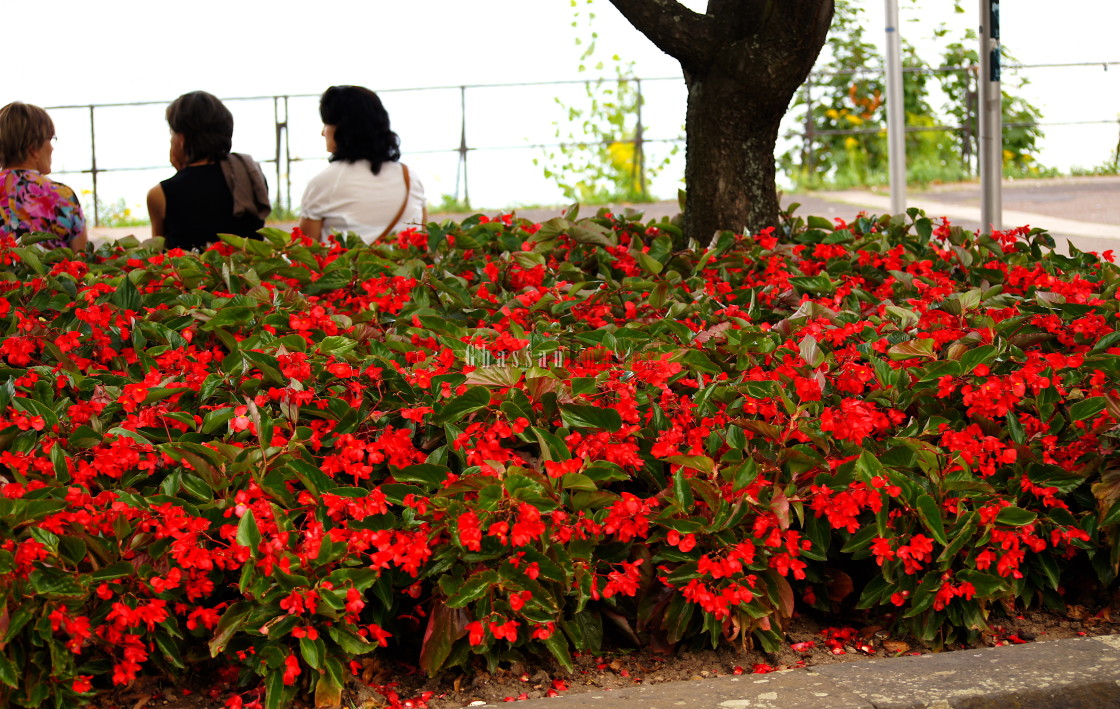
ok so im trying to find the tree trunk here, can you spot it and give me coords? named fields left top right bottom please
left=682, top=71, right=788, bottom=243
left=607, top=0, right=834, bottom=241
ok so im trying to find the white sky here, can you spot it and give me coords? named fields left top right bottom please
left=4, top=1, right=1119, bottom=214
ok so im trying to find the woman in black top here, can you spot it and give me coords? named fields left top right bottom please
left=146, top=91, right=270, bottom=250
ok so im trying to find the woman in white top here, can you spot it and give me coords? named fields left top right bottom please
left=299, top=85, right=426, bottom=243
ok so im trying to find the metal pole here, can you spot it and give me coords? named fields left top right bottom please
left=884, top=0, right=907, bottom=215
left=634, top=78, right=646, bottom=199
left=88, top=106, right=99, bottom=227
left=964, top=69, right=977, bottom=174
left=803, top=77, right=814, bottom=175
left=273, top=97, right=283, bottom=212
left=978, top=0, right=1002, bottom=232
left=457, top=86, right=470, bottom=209
left=283, top=96, right=291, bottom=212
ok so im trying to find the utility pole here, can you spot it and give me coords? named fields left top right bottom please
left=885, top=0, right=906, bottom=215
left=978, top=0, right=1002, bottom=232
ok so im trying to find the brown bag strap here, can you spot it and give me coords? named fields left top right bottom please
left=375, top=163, right=411, bottom=242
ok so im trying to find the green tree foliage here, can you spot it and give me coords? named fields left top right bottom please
left=537, top=0, right=676, bottom=205
left=781, top=0, right=1048, bottom=189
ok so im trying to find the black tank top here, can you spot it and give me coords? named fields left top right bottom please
left=161, top=163, right=264, bottom=250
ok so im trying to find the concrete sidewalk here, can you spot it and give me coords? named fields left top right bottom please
left=484, top=634, right=1120, bottom=709
left=817, top=175, right=1120, bottom=255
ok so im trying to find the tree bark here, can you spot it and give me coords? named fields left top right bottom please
left=608, top=0, right=834, bottom=240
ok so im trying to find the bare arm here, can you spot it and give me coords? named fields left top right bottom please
left=70, top=225, right=88, bottom=251
left=298, top=217, right=323, bottom=242
left=147, top=184, right=166, bottom=238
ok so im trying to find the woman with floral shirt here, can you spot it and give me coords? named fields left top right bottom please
left=0, top=102, right=87, bottom=250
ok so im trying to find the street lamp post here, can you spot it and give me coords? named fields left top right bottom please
left=885, top=0, right=907, bottom=215
left=978, top=0, right=1002, bottom=232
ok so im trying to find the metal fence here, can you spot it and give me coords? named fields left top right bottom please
left=45, top=62, right=1120, bottom=227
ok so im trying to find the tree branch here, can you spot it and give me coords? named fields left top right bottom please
left=607, top=0, right=713, bottom=66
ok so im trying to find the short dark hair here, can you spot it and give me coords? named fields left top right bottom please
left=0, top=102, right=54, bottom=167
left=319, top=85, right=400, bottom=175
left=166, top=91, right=233, bottom=163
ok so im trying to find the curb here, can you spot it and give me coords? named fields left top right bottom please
left=479, top=635, right=1120, bottom=709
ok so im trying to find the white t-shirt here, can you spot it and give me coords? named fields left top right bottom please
left=299, top=159, right=426, bottom=242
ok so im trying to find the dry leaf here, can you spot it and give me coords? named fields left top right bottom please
left=882, top=640, right=911, bottom=654
left=826, top=569, right=854, bottom=603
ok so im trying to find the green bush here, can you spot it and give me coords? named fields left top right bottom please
left=0, top=208, right=1116, bottom=708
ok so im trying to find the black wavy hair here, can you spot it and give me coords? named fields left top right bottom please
left=166, top=91, right=233, bottom=164
left=319, top=85, right=400, bottom=175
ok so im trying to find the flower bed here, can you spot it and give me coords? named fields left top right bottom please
left=0, top=208, right=1117, bottom=708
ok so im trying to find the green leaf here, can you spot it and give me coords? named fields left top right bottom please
left=316, top=336, right=357, bottom=357
left=91, top=561, right=134, bottom=581
left=265, top=667, right=289, bottom=709
left=915, top=495, right=948, bottom=546
left=665, top=455, right=715, bottom=475
left=887, top=339, right=935, bottom=361
left=956, top=569, right=1008, bottom=598
left=394, top=464, right=450, bottom=488
left=181, top=474, right=215, bottom=501
left=560, top=473, right=598, bottom=491
left=799, top=335, right=826, bottom=367
left=731, top=457, right=758, bottom=492
left=1103, top=499, right=1120, bottom=527
left=560, top=404, right=621, bottom=432
left=541, top=628, right=574, bottom=672
left=664, top=593, right=695, bottom=645
left=637, top=250, right=663, bottom=275
left=1069, top=397, right=1107, bottom=422
left=958, top=344, right=997, bottom=373
left=204, top=306, right=256, bottom=330
left=111, top=273, right=142, bottom=311
left=1005, top=412, right=1026, bottom=445
left=0, top=652, right=17, bottom=688
left=236, top=510, right=262, bottom=554
left=841, top=524, right=879, bottom=554
left=107, top=427, right=154, bottom=448
left=299, top=636, right=325, bottom=670
left=29, top=568, right=85, bottom=598
left=328, top=627, right=377, bottom=655
left=445, top=570, right=499, bottom=608
left=210, top=601, right=253, bottom=657
left=315, top=659, right=345, bottom=707
left=419, top=602, right=467, bottom=675
left=995, top=506, right=1038, bottom=526
left=672, top=470, right=694, bottom=511
left=435, top=385, right=491, bottom=424
left=919, top=360, right=963, bottom=382
left=938, top=512, right=979, bottom=562
left=788, top=275, right=835, bottom=295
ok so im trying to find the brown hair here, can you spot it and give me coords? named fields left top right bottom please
left=0, top=102, right=54, bottom=168
left=166, top=91, right=233, bottom=164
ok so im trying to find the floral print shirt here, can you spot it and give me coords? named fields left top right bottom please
left=0, top=169, right=86, bottom=249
